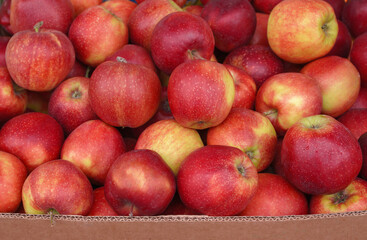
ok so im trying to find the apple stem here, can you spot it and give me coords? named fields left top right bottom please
left=116, top=57, right=128, bottom=63
left=48, top=208, right=58, bottom=226
left=129, top=205, right=134, bottom=217
left=33, top=21, right=44, bottom=33
left=85, top=66, right=91, bottom=78
left=187, top=49, right=205, bottom=60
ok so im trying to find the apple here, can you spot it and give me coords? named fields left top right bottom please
left=255, top=72, right=323, bottom=136
left=89, top=60, right=161, bottom=128
left=271, top=137, right=285, bottom=177
left=301, top=56, right=361, bottom=118
left=0, top=67, right=27, bottom=126
left=167, top=59, right=235, bottom=129
left=9, top=0, right=73, bottom=34
left=70, top=0, right=102, bottom=17
left=281, top=114, right=363, bottom=195
left=252, top=0, right=283, bottom=14
left=68, top=5, right=128, bottom=67
left=161, top=193, right=201, bottom=215
left=325, top=20, right=352, bottom=58
left=350, top=87, right=367, bottom=110
left=5, top=22, right=75, bottom=92
left=135, top=119, right=204, bottom=175
left=267, top=0, right=338, bottom=64
left=337, top=109, right=367, bottom=140
left=249, top=13, right=269, bottom=47
left=224, top=64, right=256, bottom=109
left=105, top=44, right=157, bottom=73
left=358, top=132, right=367, bottom=179
left=350, top=32, right=367, bottom=87
left=104, top=149, right=176, bottom=216
left=65, top=60, right=88, bottom=79
left=0, top=36, right=10, bottom=67
left=0, top=151, right=27, bottom=213
left=310, top=178, right=367, bottom=214
left=207, top=108, right=277, bottom=172
left=200, top=0, right=256, bottom=52
left=61, top=120, right=126, bottom=186
left=151, top=11, right=215, bottom=75
left=22, top=159, right=94, bottom=215
left=88, top=187, right=119, bottom=216
left=177, top=145, right=258, bottom=216
left=239, top=173, right=308, bottom=216
left=323, top=0, right=345, bottom=20
left=135, top=0, right=186, bottom=7
left=100, top=0, right=137, bottom=24
left=48, top=76, right=98, bottom=135
left=128, top=0, right=182, bottom=51
left=0, top=0, right=12, bottom=34
left=224, top=45, right=284, bottom=89
left=342, top=0, right=367, bottom=37
left=0, top=112, right=64, bottom=173
left=183, top=5, right=202, bottom=16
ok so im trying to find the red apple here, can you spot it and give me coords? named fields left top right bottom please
left=207, top=108, right=277, bottom=172
left=167, top=59, right=235, bottom=129
left=0, top=36, right=9, bottom=67
left=89, top=60, right=161, bottom=128
left=68, top=5, right=128, bottom=67
left=104, top=149, right=176, bottom=216
left=252, top=0, right=283, bottom=14
left=301, top=56, right=361, bottom=117
left=48, top=76, right=98, bottom=135
left=267, top=0, right=338, bottom=64
left=310, top=178, right=367, bottom=214
left=5, top=22, right=75, bottom=92
left=350, top=87, right=367, bottom=110
left=183, top=5, right=202, bottom=16
left=200, top=0, right=256, bottom=52
left=128, top=0, right=182, bottom=51
left=177, top=145, right=258, bottom=216
left=0, top=151, right=27, bottom=213
left=249, top=13, right=269, bottom=47
left=0, top=67, right=27, bottom=125
left=224, top=64, right=256, bottom=109
left=135, top=0, right=186, bottom=7
left=342, top=0, right=367, bottom=37
left=0, top=112, right=64, bottom=172
left=0, top=0, right=12, bottom=34
left=22, top=159, right=94, bottom=215
left=224, top=45, right=284, bottom=89
left=100, top=0, right=137, bottom=24
left=337, top=109, right=367, bottom=140
left=325, top=20, right=352, bottom=58
left=350, top=32, right=367, bottom=87
left=70, top=0, right=102, bottom=16
left=135, top=119, right=204, bottom=175
left=358, top=132, right=367, bottom=179
left=255, top=72, right=323, bottom=136
left=61, top=120, right=126, bottom=186
left=239, top=173, right=308, bottom=216
left=281, top=114, right=363, bottom=195
left=151, top=11, right=215, bottom=75
left=65, top=60, right=88, bottom=79
left=88, top=187, right=119, bottom=216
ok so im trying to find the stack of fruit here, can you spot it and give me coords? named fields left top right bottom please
left=1, top=0, right=367, bottom=217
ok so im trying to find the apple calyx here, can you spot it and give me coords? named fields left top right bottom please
left=33, top=21, right=44, bottom=33
left=332, top=191, right=348, bottom=205
left=71, top=89, right=82, bottom=99
left=244, top=149, right=260, bottom=169
left=116, top=56, right=128, bottom=63
left=237, top=163, right=246, bottom=177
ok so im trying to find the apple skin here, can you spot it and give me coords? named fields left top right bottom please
left=177, top=145, right=258, bottom=216
left=323, top=0, right=345, bottom=20
left=267, top=0, right=338, bottom=64
left=0, top=67, right=27, bottom=125
left=68, top=5, right=128, bottom=67
left=5, top=26, right=75, bottom=92
left=100, top=0, right=137, bottom=24
left=167, top=59, right=235, bottom=130
left=135, top=0, right=186, bottom=7
left=252, top=0, right=284, bottom=14
left=65, top=60, right=87, bottom=79
left=128, top=0, right=182, bottom=51
left=151, top=11, right=215, bottom=75
left=281, top=114, right=363, bottom=195
left=88, top=187, right=119, bottom=216
left=0, top=112, right=64, bottom=173
left=0, top=151, right=27, bottom=213
left=104, top=149, right=176, bottom=216
left=22, top=159, right=94, bottom=215
left=325, top=20, right=352, bottom=58
left=183, top=5, right=202, bottom=16
left=249, top=13, right=269, bottom=47
left=255, top=72, right=323, bottom=136
left=337, top=109, right=367, bottom=140
left=48, top=76, right=97, bottom=135
left=0, top=0, right=12, bottom=34
left=239, top=173, right=308, bottom=216
left=224, top=45, right=284, bottom=89
left=135, top=119, right=204, bottom=175
left=358, top=132, right=367, bottom=179
left=301, top=56, right=361, bottom=118
left=207, top=108, right=277, bottom=172
left=224, top=64, right=256, bottom=109
left=61, top=120, right=126, bottom=186
left=105, top=44, right=157, bottom=73
left=342, top=0, right=367, bottom=38
left=70, top=0, right=103, bottom=17
left=0, top=36, right=10, bottom=67
left=9, top=0, right=73, bottom=34
left=350, top=32, right=367, bottom=87
left=89, top=60, right=161, bottom=128
left=310, top=178, right=367, bottom=214
left=200, top=0, right=256, bottom=53
left=350, top=87, right=367, bottom=110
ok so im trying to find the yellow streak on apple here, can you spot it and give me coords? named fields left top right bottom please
left=22, top=180, right=44, bottom=214
left=223, top=71, right=235, bottom=108
left=1, top=85, right=12, bottom=96
left=125, top=166, right=147, bottom=192
left=49, top=33, right=62, bottom=48
left=277, top=95, right=305, bottom=130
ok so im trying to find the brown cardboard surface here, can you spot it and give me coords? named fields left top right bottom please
left=1, top=211, right=367, bottom=240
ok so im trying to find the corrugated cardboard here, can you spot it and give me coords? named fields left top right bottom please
left=1, top=211, right=367, bottom=240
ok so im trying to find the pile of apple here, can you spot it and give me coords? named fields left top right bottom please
left=1, top=0, right=367, bottom=217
